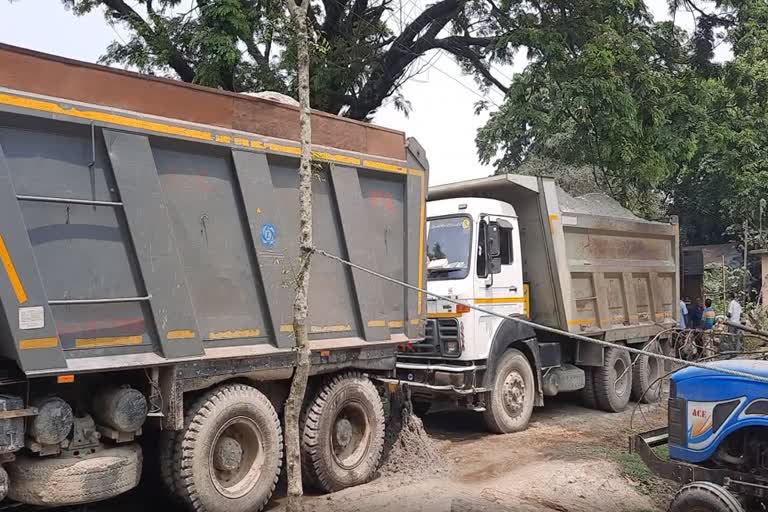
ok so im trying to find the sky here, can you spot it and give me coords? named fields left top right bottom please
left=0, top=1, right=730, bottom=186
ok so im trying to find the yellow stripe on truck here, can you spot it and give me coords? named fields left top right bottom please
left=19, top=337, right=59, bottom=350
left=75, top=335, right=143, bottom=348
left=167, top=329, right=196, bottom=340
left=473, top=297, right=526, bottom=304
left=0, top=233, right=27, bottom=304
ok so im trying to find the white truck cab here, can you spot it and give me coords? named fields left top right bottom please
left=396, top=175, right=680, bottom=433
left=424, top=198, right=525, bottom=361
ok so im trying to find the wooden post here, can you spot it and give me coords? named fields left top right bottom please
left=722, top=254, right=727, bottom=308
left=762, top=254, right=768, bottom=308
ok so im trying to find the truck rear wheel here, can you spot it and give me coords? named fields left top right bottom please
left=669, top=482, right=744, bottom=512
left=159, top=430, right=184, bottom=503
left=581, top=367, right=598, bottom=409
left=301, top=372, right=385, bottom=492
left=595, top=346, right=632, bottom=412
left=483, top=348, right=535, bottom=434
left=631, top=350, right=663, bottom=403
left=172, top=384, right=282, bottom=512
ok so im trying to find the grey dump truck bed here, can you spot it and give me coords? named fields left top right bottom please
left=0, top=44, right=427, bottom=377
left=429, top=174, right=679, bottom=341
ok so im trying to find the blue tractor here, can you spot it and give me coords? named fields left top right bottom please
left=633, top=359, right=768, bottom=511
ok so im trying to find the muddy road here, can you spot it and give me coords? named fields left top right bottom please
left=296, top=396, right=671, bottom=512
left=38, top=396, right=671, bottom=512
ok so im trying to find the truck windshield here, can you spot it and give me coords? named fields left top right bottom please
left=426, top=216, right=472, bottom=280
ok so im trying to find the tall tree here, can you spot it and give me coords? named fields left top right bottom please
left=475, top=0, right=768, bottom=244
left=667, top=0, right=768, bottom=244
left=58, top=0, right=516, bottom=119
left=284, top=0, right=313, bottom=509
left=476, top=0, right=701, bottom=218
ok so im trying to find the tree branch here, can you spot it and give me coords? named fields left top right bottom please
left=102, top=0, right=196, bottom=82
left=346, top=0, right=467, bottom=118
left=434, top=39, right=509, bottom=93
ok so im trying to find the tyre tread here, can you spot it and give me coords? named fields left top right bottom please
left=300, top=372, right=385, bottom=493
left=595, top=347, right=632, bottom=412
left=482, top=347, right=535, bottom=434
left=581, top=367, right=598, bottom=409
left=670, top=481, right=744, bottom=512
left=172, top=384, right=283, bottom=512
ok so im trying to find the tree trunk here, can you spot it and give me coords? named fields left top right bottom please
left=285, top=1, right=313, bottom=511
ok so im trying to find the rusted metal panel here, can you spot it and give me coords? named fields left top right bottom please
left=0, top=43, right=406, bottom=161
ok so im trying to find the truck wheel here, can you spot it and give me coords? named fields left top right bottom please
left=631, top=351, right=663, bottom=403
left=172, top=384, right=282, bottom=512
left=581, top=367, right=598, bottom=409
left=8, top=444, right=141, bottom=506
left=159, top=430, right=184, bottom=503
left=301, top=372, right=385, bottom=492
left=483, top=348, right=535, bottom=434
left=595, top=346, right=632, bottom=412
left=669, top=482, right=744, bottom=512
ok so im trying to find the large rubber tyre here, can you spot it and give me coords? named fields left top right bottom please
left=159, top=430, right=184, bottom=503
left=8, top=444, right=142, bottom=506
left=581, top=366, right=599, bottom=409
left=483, top=348, right=535, bottom=434
left=631, top=350, right=663, bottom=404
left=595, top=346, right=633, bottom=412
left=301, top=372, right=385, bottom=493
left=669, top=482, right=744, bottom=512
left=172, top=384, right=283, bottom=512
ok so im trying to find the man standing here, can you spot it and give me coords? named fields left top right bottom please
left=727, top=292, right=742, bottom=334
left=679, top=299, right=688, bottom=329
left=689, top=298, right=703, bottom=329
left=703, top=299, right=716, bottom=330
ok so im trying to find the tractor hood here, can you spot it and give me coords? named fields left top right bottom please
left=672, top=359, right=768, bottom=384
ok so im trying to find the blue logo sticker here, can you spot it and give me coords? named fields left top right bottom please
left=260, top=223, right=278, bottom=246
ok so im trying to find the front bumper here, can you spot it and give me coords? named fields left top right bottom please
left=386, top=359, right=487, bottom=396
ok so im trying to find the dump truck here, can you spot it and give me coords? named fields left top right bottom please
left=396, top=174, right=680, bottom=433
left=0, top=44, right=427, bottom=510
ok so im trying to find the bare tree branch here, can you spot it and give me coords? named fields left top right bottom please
left=433, top=38, right=509, bottom=93
left=102, top=0, right=196, bottom=82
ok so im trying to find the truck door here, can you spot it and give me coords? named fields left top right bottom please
left=475, top=216, right=525, bottom=355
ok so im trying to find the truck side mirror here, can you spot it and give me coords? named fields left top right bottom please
left=487, top=222, right=501, bottom=258
left=484, top=222, right=502, bottom=276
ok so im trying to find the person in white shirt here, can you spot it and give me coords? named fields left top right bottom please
left=679, top=299, right=688, bottom=329
left=727, top=292, right=742, bottom=334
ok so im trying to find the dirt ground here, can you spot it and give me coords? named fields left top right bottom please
left=34, top=396, right=672, bottom=512
left=291, top=396, right=672, bottom=512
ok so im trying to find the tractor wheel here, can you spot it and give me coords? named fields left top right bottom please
left=669, top=481, right=743, bottom=512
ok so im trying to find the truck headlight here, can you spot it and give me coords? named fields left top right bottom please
left=444, top=341, right=459, bottom=355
